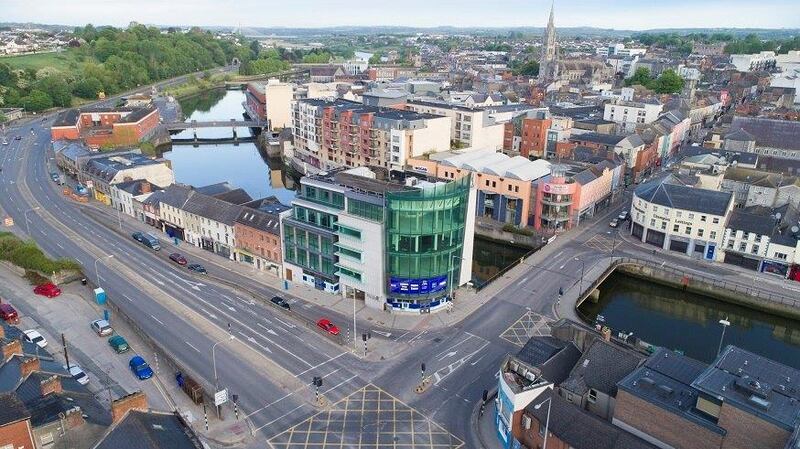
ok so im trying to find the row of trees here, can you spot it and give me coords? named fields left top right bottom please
left=724, top=34, right=800, bottom=55
left=625, top=67, right=685, bottom=94
left=0, top=24, right=240, bottom=112
left=239, top=43, right=357, bottom=76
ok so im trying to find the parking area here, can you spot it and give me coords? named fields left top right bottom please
left=268, top=384, right=464, bottom=449
left=0, top=263, right=170, bottom=410
left=499, top=310, right=551, bottom=347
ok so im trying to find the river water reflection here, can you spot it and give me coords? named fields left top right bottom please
left=160, top=89, right=296, bottom=204
left=578, top=273, right=800, bottom=368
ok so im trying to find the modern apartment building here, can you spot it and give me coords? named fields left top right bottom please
left=291, top=99, right=451, bottom=173
left=405, top=100, right=506, bottom=151
left=281, top=167, right=476, bottom=313
left=245, top=79, right=293, bottom=130
left=603, top=99, right=663, bottom=133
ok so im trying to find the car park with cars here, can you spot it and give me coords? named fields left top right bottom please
left=90, top=319, right=113, bottom=337
left=0, top=303, right=19, bottom=324
left=33, top=283, right=61, bottom=298
left=64, top=364, right=90, bottom=385
left=108, top=335, right=129, bottom=353
left=129, top=355, right=154, bottom=380
left=23, top=329, right=47, bottom=348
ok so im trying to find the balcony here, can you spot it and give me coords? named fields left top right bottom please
left=541, top=197, right=573, bottom=206
left=540, top=210, right=571, bottom=221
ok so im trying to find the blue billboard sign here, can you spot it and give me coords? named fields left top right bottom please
left=389, top=275, right=448, bottom=295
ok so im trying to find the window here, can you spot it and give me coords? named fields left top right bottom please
left=752, top=245, right=760, bottom=254
left=588, top=389, right=598, bottom=403
left=739, top=242, right=747, bottom=251
left=522, top=415, right=532, bottom=430
left=650, top=219, right=656, bottom=227
left=676, top=211, right=682, bottom=218
left=337, top=224, right=362, bottom=239
left=688, top=213, right=694, bottom=219
left=538, top=422, right=546, bottom=437
left=673, top=224, right=680, bottom=232
left=710, top=231, right=717, bottom=240
left=727, top=239, right=734, bottom=249
left=743, top=232, right=750, bottom=240
left=698, top=229, right=704, bottom=237
left=712, top=217, right=719, bottom=224
left=775, top=252, right=788, bottom=260
left=685, top=227, right=692, bottom=235
left=661, top=221, right=666, bottom=230
left=701, top=215, right=707, bottom=222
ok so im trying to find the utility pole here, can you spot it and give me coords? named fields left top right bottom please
left=62, top=334, right=69, bottom=369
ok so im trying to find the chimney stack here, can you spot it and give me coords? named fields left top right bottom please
left=1, top=340, right=22, bottom=361
left=111, top=391, right=148, bottom=424
left=601, top=326, right=612, bottom=343
left=40, top=374, right=62, bottom=396
left=20, top=357, right=41, bottom=378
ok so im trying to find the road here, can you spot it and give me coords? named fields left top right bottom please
left=6, top=79, right=795, bottom=447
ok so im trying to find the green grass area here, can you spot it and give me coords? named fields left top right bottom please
left=0, top=231, right=80, bottom=274
left=0, top=50, right=80, bottom=72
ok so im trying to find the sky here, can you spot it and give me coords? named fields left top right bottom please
left=3, top=0, right=799, bottom=30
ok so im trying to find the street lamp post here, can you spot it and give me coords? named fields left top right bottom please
left=574, top=257, right=585, bottom=295
left=212, top=334, right=235, bottom=419
left=24, top=207, right=41, bottom=237
left=717, top=317, right=731, bottom=356
left=534, top=394, right=553, bottom=449
left=94, top=254, right=114, bottom=285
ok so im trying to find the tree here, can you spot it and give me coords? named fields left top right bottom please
left=651, top=69, right=685, bottom=94
left=21, top=90, right=53, bottom=112
left=72, top=77, right=104, bottom=99
left=0, top=112, right=7, bottom=123
left=369, top=53, right=383, bottom=65
left=625, top=67, right=652, bottom=87
left=249, top=40, right=261, bottom=58
left=513, top=60, right=539, bottom=77
left=302, top=52, right=331, bottom=64
left=35, top=76, right=72, bottom=107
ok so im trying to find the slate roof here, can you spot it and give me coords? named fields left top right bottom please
left=692, top=346, right=800, bottom=431
left=195, top=182, right=234, bottom=196
left=54, top=140, right=92, bottom=162
left=730, top=116, right=800, bottom=151
left=560, top=339, right=643, bottom=397
left=517, top=337, right=582, bottom=386
left=723, top=167, right=797, bottom=188
left=727, top=207, right=779, bottom=236
left=114, top=179, right=162, bottom=196
left=94, top=410, right=202, bottom=449
left=243, top=197, right=291, bottom=214
left=635, top=175, right=733, bottom=216
left=0, top=392, right=29, bottom=426
left=725, top=128, right=755, bottom=142
left=182, top=194, right=243, bottom=226
left=525, top=389, right=659, bottom=449
left=236, top=208, right=281, bottom=235
left=83, top=153, right=163, bottom=183
left=617, top=348, right=723, bottom=434
left=571, top=132, right=627, bottom=146
left=211, top=188, right=253, bottom=205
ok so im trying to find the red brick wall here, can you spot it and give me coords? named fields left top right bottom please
left=50, top=126, right=80, bottom=141
left=233, top=223, right=282, bottom=264
left=718, top=403, right=789, bottom=449
left=0, top=420, right=35, bottom=449
left=518, top=412, right=569, bottom=449
left=520, top=118, right=551, bottom=158
left=503, top=122, right=515, bottom=151
left=613, top=390, right=723, bottom=449
left=111, top=391, right=148, bottom=423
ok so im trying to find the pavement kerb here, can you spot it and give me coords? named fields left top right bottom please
left=470, top=387, right=500, bottom=449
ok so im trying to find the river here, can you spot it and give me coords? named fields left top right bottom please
left=160, top=89, right=297, bottom=204
left=578, top=272, right=800, bottom=369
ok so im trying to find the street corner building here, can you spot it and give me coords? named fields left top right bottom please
left=280, top=166, right=476, bottom=314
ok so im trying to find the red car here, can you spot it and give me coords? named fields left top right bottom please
left=316, top=318, right=340, bottom=336
left=33, top=283, right=61, bottom=298
left=169, top=253, right=188, bottom=266
left=0, top=303, right=19, bottom=324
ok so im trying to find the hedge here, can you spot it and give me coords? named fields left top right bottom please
left=0, top=232, right=80, bottom=273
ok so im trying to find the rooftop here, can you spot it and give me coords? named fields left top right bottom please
left=433, top=149, right=551, bottom=181
left=730, top=116, right=800, bottom=152
left=95, top=410, right=202, bottom=449
left=561, top=339, right=644, bottom=397
left=635, top=175, right=733, bottom=216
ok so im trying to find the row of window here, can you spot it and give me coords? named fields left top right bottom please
left=301, top=185, right=345, bottom=209
left=293, top=206, right=338, bottom=230
left=347, top=198, right=384, bottom=222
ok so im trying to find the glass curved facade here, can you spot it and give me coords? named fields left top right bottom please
left=385, top=175, right=472, bottom=304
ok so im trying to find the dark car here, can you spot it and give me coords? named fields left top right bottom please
left=169, top=253, right=188, bottom=266
left=129, top=355, right=154, bottom=380
left=33, top=283, right=61, bottom=298
left=316, top=318, right=340, bottom=336
left=132, top=231, right=145, bottom=242
left=270, top=296, right=291, bottom=310
left=0, top=303, right=19, bottom=324
left=187, top=263, right=207, bottom=274
left=108, top=335, right=129, bottom=353
left=14, top=136, right=21, bottom=141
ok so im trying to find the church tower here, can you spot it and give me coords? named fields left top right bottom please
left=538, top=2, right=559, bottom=82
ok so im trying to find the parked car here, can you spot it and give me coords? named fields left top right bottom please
left=90, top=319, right=113, bottom=337
left=14, top=136, right=21, bottom=141
left=270, top=296, right=291, bottom=310
left=169, top=253, right=188, bottom=266
left=618, top=210, right=629, bottom=220
left=108, top=335, right=130, bottom=353
left=187, top=263, right=206, bottom=274
left=23, top=329, right=47, bottom=348
left=316, top=318, right=340, bottom=336
left=132, top=231, right=145, bottom=242
left=609, top=218, right=619, bottom=228
left=132, top=231, right=161, bottom=250
left=129, top=355, right=154, bottom=380
left=0, top=303, right=19, bottom=324
left=64, top=364, right=89, bottom=385
left=49, top=172, right=59, bottom=182
left=33, top=283, right=61, bottom=298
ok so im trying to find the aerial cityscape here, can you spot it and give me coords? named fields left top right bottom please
left=1, top=1, right=800, bottom=448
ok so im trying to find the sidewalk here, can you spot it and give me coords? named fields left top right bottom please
left=0, top=262, right=254, bottom=448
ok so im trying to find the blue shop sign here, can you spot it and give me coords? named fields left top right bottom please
left=390, top=275, right=448, bottom=295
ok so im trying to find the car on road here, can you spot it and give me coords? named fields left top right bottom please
left=169, top=253, right=188, bottom=266
left=23, top=330, right=47, bottom=348
left=90, top=319, right=113, bottom=337
left=270, top=296, right=291, bottom=310
left=316, top=318, right=340, bottom=336
left=0, top=303, right=19, bottom=324
left=14, top=136, right=21, bottom=141
left=132, top=231, right=161, bottom=250
left=132, top=231, right=145, bottom=242
left=618, top=210, right=629, bottom=220
left=108, top=335, right=129, bottom=353
left=187, top=263, right=206, bottom=274
left=33, top=283, right=61, bottom=298
left=49, top=172, right=59, bottom=182
left=129, top=355, right=154, bottom=380
left=64, top=364, right=89, bottom=385
left=609, top=218, right=619, bottom=228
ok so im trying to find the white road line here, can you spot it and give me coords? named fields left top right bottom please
left=322, top=374, right=358, bottom=396
left=56, top=243, right=64, bottom=249
left=294, top=352, right=347, bottom=377
left=435, top=334, right=475, bottom=357
left=273, top=317, right=295, bottom=329
left=253, top=403, right=306, bottom=432
left=150, top=315, right=164, bottom=326
left=185, top=341, right=200, bottom=352
left=122, top=294, right=133, bottom=302
left=517, top=276, right=529, bottom=285
left=243, top=390, right=298, bottom=419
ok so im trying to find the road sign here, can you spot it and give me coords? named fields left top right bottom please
left=214, top=388, right=229, bottom=406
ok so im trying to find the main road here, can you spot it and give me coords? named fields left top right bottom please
left=0, top=78, right=715, bottom=446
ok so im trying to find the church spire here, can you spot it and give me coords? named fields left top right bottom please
left=539, top=1, right=559, bottom=82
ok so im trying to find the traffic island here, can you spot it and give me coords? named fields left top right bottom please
left=414, top=376, right=432, bottom=394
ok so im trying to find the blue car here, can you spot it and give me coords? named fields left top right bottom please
left=129, top=355, right=154, bottom=380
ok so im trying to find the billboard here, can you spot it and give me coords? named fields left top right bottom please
left=389, top=275, right=448, bottom=295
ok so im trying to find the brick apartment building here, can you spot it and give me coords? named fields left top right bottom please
left=291, top=99, right=451, bottom=172
left=503, top=111, right=552, bottom=158
left=233, top=198, right=289, bottom=274
left=245, top=79, right=293, bottom=130
left=50, top=106, right=161, bottom=148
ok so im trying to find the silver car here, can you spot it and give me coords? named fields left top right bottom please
left=90, top=319, right=113, bottom=337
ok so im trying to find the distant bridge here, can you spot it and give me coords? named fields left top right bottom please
left=164, top=119, right=264, bottom=131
